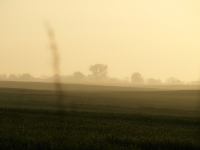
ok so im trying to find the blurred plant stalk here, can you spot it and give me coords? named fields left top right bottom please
left=44, top=22, right=64, bottom=110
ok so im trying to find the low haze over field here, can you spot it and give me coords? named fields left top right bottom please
left=0, top=0, right=200, bottom=83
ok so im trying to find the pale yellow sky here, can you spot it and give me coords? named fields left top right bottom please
left=0, top=0, right=200, bottom=82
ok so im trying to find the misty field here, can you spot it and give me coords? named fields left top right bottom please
left=0, top=81, right=199, bottom=149
left=0, top=81, right=199, bottom=113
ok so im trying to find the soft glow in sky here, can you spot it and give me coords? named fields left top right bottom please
left=0, top=0, right=200, bottom=82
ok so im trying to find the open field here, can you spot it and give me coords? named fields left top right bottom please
left=0, top=81, right=200, bottom=91
left=0, top=81, right=199, bottom=149
left=0, top=81, right=199, bottom=115
left=0, top=108, right=199, bottom=150
left=0, top=87, right=200, bottom=116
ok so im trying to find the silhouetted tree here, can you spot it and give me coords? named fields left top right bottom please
left=9, top=74, right=17, bottom=80
left=73, top=71, right=86, bottom=81
left=166, top=77, right=183, bottom=85
left=0, top=74, right=7, bottom=80
left=89, top=64, right=108, bottom=80
left=19, top=73, right=33, bottom=81
left=131, top=72, right=144, bottom=84
left=40, top=75, right=49, bottom=79
left=123, top=77, right=130, bottom=83
left=190, top=79, right=200, bottom=85
left=147, top=78, right=162, bottom=85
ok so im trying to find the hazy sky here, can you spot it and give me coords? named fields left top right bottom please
left=0, top=0, right=200, bottom=82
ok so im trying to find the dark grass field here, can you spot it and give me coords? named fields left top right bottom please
left=0, top=81, right=200, bottom=149
left=0, top=83, right=199, bottom=115
left=0, top=108, right=199, bottom=150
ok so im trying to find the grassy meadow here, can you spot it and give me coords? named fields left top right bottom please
left=0, top=81, right=199, bottom=149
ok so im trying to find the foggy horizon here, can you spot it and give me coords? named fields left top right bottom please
left=0, top=1, right=200, bottom=149
left=1, top=0, right=200, bottom=83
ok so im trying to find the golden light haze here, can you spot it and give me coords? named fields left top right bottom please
left=0, top=0, right=200, bottom=82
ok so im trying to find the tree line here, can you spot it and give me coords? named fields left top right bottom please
left=0, top=64, right=199, bottom=85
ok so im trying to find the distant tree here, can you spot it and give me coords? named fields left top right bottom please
left=73, top=71, right=86, bottom=81
left=166, top=77, right=183, bottom=85
left=19, top=73, right=33, bottom=80
left=123, top=77, right=130, bottom=83
left=40, top=75, right=49, bottom=79
left=131, top=72, right=144, bottom=84
left=190, top=79, right=200, bottom=85
left=9, top=74, right=17, bottom=80
left=0, top=74, right=7, bottom=80
left=109, top=78, right=122, bottom=83
left=89, top=64, right=108, bottom=80
left=53, top=74, right=60, bottom=79
left=147, top=78, right=162, bottom=85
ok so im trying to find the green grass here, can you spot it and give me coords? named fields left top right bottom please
left=0, top=108, right=199, bottom=150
